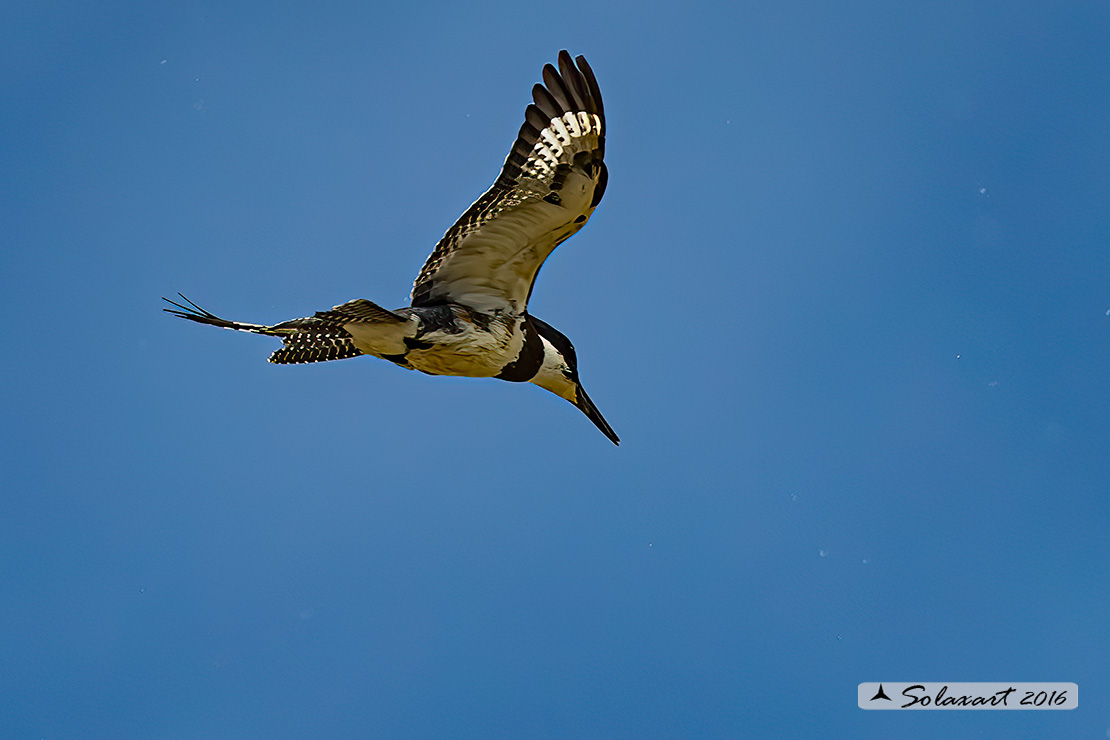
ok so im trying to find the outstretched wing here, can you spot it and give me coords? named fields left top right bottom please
left=410, top=51, right=607, bottom=315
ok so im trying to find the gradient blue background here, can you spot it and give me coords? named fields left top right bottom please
left=3, top=1, right=1108, bottom=737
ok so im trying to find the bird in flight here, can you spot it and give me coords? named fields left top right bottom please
left=165, top=51, right=618, bottom=444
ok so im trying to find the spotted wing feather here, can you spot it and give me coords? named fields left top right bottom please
left=269, top=299, right=407, bottom=364
left=410, top=51, right=607, bottom=315
left=267, top=326, right=363, bottom=365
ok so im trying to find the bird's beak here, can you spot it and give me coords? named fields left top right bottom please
left=575, top=384, right=619, bottom=445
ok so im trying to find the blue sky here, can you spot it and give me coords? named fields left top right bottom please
left=3, top=0, right=1109, bottom=737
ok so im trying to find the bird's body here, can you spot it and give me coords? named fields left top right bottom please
left=166, top=51, right=618, bottom=444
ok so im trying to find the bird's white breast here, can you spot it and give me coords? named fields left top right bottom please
left=406, top=309, right=526, bottom=378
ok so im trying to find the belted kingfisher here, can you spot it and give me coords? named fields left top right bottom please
left=165, top=51, right=618, bottom=444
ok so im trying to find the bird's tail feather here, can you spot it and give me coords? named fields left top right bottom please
left=162, top=294, right=280, bottom=335
left=164, top=293, right=367, bottom=365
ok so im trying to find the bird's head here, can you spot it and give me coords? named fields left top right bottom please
left=528, top=316, right=619, bottom=445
